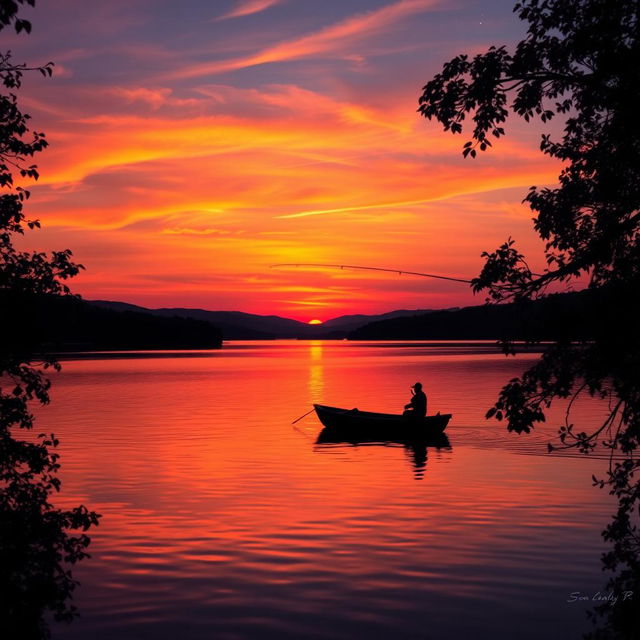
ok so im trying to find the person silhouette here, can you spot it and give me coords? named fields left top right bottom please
left=403, top=382, right=427, bottom=418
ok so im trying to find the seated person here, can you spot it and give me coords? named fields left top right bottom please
left=403, top=382, right=427, bottom=418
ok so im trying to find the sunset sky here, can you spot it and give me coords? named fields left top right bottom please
left=9, top=0, right=561, bottom=320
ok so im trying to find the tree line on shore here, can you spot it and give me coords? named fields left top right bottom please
left=9, top=288, right=613, bottom=347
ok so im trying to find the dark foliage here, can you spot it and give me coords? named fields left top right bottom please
left=1, top=2, right=99, bottom=637
left=0, top=0, right=34, bottom=35
left=419, top=0, right=639, bottom=635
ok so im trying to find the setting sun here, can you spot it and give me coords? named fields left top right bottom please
left=308, top=319, right=323, bottom=325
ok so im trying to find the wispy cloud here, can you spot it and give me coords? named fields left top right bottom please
left=172, top=0, right=440, bottom=79
left=161, top=227, right=233, bottom=236
left=215, top=0, right=285, bottom=21
left=276, top=198, right=437, bottom=219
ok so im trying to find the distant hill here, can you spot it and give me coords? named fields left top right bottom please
left=90, top=301, right=435, bottom=339
left=349, top=290, right=604, bottom=341
left=5, top=294, right=222, bottom=352
left=5, top=292, right=613, bottom=352
left=91, top=301, right=285, bottom=339
left=321, top=309, right=438, bottom=334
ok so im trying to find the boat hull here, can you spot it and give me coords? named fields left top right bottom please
left=313, top=404, right=451, bottom=441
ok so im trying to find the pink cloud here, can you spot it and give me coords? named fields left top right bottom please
left=171, top=0, right=441, bottom=79
left=113, top=87, right=173, bottom=110
left=215, top=0, right=285, bottom=21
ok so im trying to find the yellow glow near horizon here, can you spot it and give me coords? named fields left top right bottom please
left=308, top=319, right=323, bottom=325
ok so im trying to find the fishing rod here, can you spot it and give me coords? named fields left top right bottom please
left=270, top=263, right=474, bottom=284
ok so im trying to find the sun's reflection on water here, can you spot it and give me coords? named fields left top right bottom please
left=308, top=340, right=325, bottom=402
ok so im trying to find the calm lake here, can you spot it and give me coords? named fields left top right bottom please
left=43, top=341, right=615, bottom=639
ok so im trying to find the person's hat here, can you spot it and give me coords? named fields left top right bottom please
left=411, top=382, right=422, bottom=389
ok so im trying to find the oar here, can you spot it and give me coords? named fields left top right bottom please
left=292, top=407, right=315, bottom=424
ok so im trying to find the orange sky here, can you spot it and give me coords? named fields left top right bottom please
left=8, top=0, right=561, bottom=320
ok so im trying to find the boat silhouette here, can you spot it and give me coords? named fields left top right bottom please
left=313, top=403, right=451, bottom=443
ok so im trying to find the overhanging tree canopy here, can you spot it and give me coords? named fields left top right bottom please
left=419, top=1, right=639, bottom=634
left=419, top=0, right=639, bottom=301
left=0, top=2, right=99, bottom=637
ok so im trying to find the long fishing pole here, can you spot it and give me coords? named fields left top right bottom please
left=270, top=263, right=474, bottom=284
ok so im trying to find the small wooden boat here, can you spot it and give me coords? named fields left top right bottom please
left=313, top=404, right=451, bottom=440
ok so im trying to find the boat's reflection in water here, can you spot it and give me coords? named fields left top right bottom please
left=314, top=428, right=451, bottom=479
